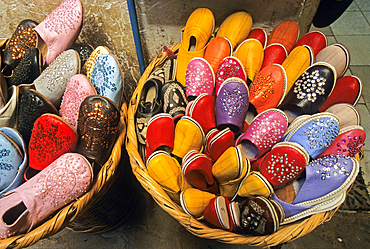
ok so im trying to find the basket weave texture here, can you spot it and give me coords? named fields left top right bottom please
left=126, top=43, right=363, bottom=248
left=0, top=96, right=130, bottom=248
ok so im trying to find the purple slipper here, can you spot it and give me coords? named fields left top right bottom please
left=215, top=77, right=249, bottom=135
left=272, top=154, right=359, bottom=224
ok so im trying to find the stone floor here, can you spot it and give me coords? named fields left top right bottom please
left=28, top=0, right=370, bottom=248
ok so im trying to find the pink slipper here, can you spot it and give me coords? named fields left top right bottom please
left=59, top=74, right=97, bottom=130
left=215, top=56, right=247, bottom=96
left=35, top=0, right=84, bottom=66
left=0, top=153, right=93, bottom=239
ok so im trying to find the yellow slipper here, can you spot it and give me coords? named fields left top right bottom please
left=216, top=11, right=253, bottom=50
left=212, top=147, right=250, bottom=200
left=234, top=38, right=264, bottom=83
left=218, top=158, right=250, bottom=201
left=176, top=8, right=215, bottom=86
left=237, top=171, right=274, bottom=198
left=146, top=151, right=184, bottom=194
left=172, top=116, right=205, bottom=160
left=282, top=45, right=314, bottom=93
left=180, top=188, right=216, bottom=219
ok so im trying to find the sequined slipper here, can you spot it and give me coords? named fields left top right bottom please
left=59, top=74, right=97, bottom=130
left=89, top=53, right=124, bottom=108
left=7, top=47, right=41, bottom=87
left=77, top=95, right=120, bottom=168
left=35, top=0, right=84, bottom=66
left=33, top=49, right=80, bottom=108
left=2, top=19, right=38, bottom=76
left=70, top=42, right=94, bottom=68
left=83, top=46, right=111, bottom=78
left=17, top=89, right=58, bottom=145
left=0, top=127, right=27, bottom=197
left=28, top=113, right=78, bottom=173
left=272, top=154, right=359, bottom=225
left=0, top=153, right=92, bottom=239
left=0, top=130, right=24, bottom=193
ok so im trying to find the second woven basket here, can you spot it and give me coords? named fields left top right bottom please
left=126, top=43, right=363, bottom=249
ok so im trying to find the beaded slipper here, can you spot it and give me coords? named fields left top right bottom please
left=319, top=125, right=366, bottom=158
left=279, top=62, right=337, bottom=122
left=215, top=77, right=249, bottom=135
left=83, top=46, right=111, bottom=78
left=0, top=153, right=92, bottom=239
left=77, top=95, right=120, bottom=169
left=8, top=47, right=41, bottom=87
left=2, top=19, right=38, bottom=76
left=17, top=89, right=58, bottom=145
left=35, top=0, right=84, bottom=66
left=33, top=49, right=80, bottom=108
left=249, top=64, right=287, bottom=114
left=28, top=114, right=78, bottom=173
left=259, top=141, right=310, bottom=188
left=89, top=53, right=124, bottom=108
left=235, top=109, right=288, bottom=161
left=0, top=130, right=24, bottom=193
left=272, top=154, right=359, bottom=225
left=0, top=127, right=27, bottom=197
left=59, top=74, right=97, bottom=130
left=215, top=56, right=247, bottom=96
left=282, top=112, right=340, bottom=159
left=70, top=42, right=94, bottom=68
left=185, top=57, right=215, bottom=99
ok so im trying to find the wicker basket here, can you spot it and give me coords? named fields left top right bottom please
left=0, top=93, right=135, bottom=248
left=126, top=43, right=364, bottom=248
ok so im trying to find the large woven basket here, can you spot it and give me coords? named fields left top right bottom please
left=0, top=93, right=134, bottom=248
left=126, top=43, right=363, bottom=248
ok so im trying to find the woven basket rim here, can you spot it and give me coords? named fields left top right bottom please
left=126, top=43, right=362, bottom=248
left=0, top=88, right=128, bottom=248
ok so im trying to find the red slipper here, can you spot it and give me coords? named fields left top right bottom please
left=28, top=114, right=78, bottom=172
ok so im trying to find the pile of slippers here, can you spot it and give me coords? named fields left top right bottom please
left=136, top=7, right=365, bottom=236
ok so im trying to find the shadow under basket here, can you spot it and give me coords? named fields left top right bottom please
left=0, top=96, right=136, bottom=248
left=126, top=43, right=364, bottom=249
